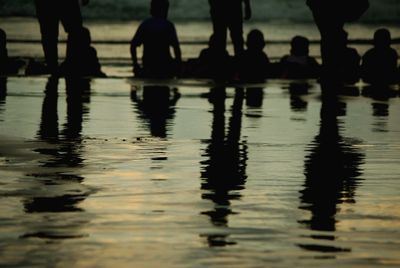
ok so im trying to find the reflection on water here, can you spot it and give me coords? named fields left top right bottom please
left=362, top=85, right=398, bottom=133
left=1, top=77, right=400, bottom=267
left=200, top=87, right=248, bottom=247
left=22, top=77, right=93, bottom=240
left=131, top=85, right=180, bottom=138
left=0, top=77, right=6, bottom=121
left=288, top=82, right=310, bottom=113
left=298, top=88, right=365, bottom=253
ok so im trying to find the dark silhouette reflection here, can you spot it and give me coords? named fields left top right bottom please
left=131, top=86, right=180, bottom=138
left=21, top=77, right=92, bottom=239
left=0, top=77, right=6, bottom=120
left=288, top=82, right=310, bottom=113
left=246, top=87, right=264, bottom=109
left=361, top=85, right=396, bottom=133
left=200, top=87, right=248, bottom=247
left=298, top=89, right=365, bottom=253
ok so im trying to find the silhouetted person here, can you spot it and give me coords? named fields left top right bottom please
left=60, top=27, right=105, bottom=77
left=239, top=29, right=270, bottom=82
left=279, top=35, right=320, bottom=79
left=0, top=28, right=24, bottom=74
left=208, top=0, right=251, bottom=57
left=307, top=0, right=369, bottom=82
left=200, top=87, right=247, bottom=247
left=131, top=86, right=180, bottom=138
left=34, top=0, right=88, bottom=74
left=340, top=31, right=361, bottom=84
left=361, top=28, right=399, bottom=85
left=298, top=89, right=364, bottom=253
left=130, top=0, right=181, bottom=78
left=196, top=34, right=232, bottom=79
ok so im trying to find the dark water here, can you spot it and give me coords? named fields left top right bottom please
left=0, top=77, right=400, bottom=267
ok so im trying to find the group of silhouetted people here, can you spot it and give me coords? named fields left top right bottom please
left=0, top=0, right=399, bottom=85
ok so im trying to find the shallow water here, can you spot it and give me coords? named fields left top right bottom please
left=1, top=18, right=400, bottom=77
left=0, top=77, right=400, bottom=267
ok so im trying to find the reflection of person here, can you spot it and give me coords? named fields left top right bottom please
left=130, top=0, right=181, bottom=78
left=34, top=0, right=88, bottom=74
left=279, top=36, right=320, bottom=79
left=361, top=28, right=399, bottom=85
left=200, top=87, right=247, bottom=247
left=208, top=0, right=251, bottom=57
left=298, top=89, right=364, bottom=253
left=131, top=86, right=180, bottom=138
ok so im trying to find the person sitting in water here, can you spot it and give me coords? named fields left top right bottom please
left=195, top=34, right=232, bottom=79
left=60, top=26, right=105, bottom=77
left=130, top=0, right=182, bottom=78
left=238, top=29, right=270, bottom=82
left=340, top=31, right=361, bottom=84
left=361, top=28, right=399, bottom=85
left=0, top=28, right=24, bottom=75
left=279, top=35, right=320, bottom=79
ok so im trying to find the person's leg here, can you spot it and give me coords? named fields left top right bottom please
left=210, top=3, right=228, bottom=52
left=59, top=0, right=83, bottom=34
left=228, top=12, right=244, bottom=57
left=34, top=0, right=60, bottom=71
left=312, top=9, right=346, bottom=80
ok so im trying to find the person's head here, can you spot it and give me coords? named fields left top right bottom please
left=151, top=0, right=169, bottom=19
left=246, top=29, right=265, bottom=52
left=290, top=35, right=309, bottom=57
left=0, top=28, right=6, bottom=50
left=373, top=28, right=391, bottom=49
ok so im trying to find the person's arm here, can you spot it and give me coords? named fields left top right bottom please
left=244, top=0, right=252, bottom=20
left=171, top=25, right=182, bottom=64
left=130, top=25, right=144, bottom=72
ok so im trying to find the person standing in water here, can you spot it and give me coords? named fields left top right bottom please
left=208, top=0, right=252, bottom=57
left=34, top=0, right=89, bottom=74
left=306, top=0, right=369, bottom=83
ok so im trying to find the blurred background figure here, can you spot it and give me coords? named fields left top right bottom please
left=361, top=28, right=399, bottom=85
left=130, top=0, right=181, bottom=78
left=279, top=35, right=320, bottom=79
